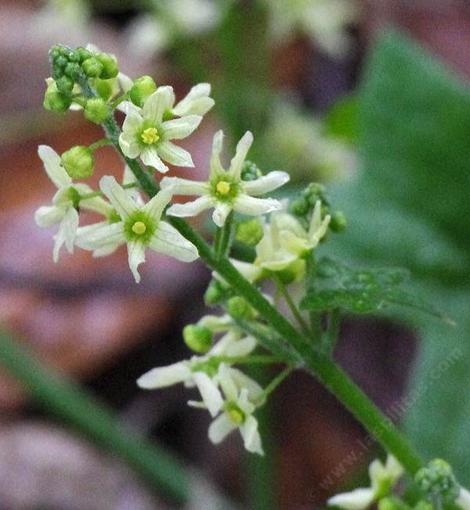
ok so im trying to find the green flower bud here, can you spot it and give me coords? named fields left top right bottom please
left=84, top=98, right=110, bottom=124
left=64, top=62, right=82, bottom=81
left=49, top=46, right=62, bottom=61
left=129, top=75, right=157, bottom=107
left=183, top=325, right=213, bottom=354
left=94, top=79, right=114, bottom=101
left=44, top=84, right=71, bottom=113
left=65, top=48, right=80, bottom=63
left=330, top=211, right=347, bottom=232
left=378, top=497, right=409, bottom=510
left=77, top=47, right=92, bottom=62
left=289, top=197, right=309, bottom=217
left=204, top=279, right=229, bottom=306
left=241, top=160, right=262, bottom=182
left=61, top=146, right=94, bottom=179
left=82, top=57, right=103, bottom=78
left=56, top=75, right=74, bottom=95
left=235, top=218, right=264, bottom=247
left=415, top=459, right=460, bottom=505
left=274, top=259, right=306, bottom=285
left=96, top=53, right=119, bottom=79
left=227, top=296, right=255, bottom=320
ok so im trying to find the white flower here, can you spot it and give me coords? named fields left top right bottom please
left=34, top=145, right=111, bottom=262
left=137, top=330, right=258, bottom=417
left=119, top=86, right=202, bottom=173
left=327, top=455, right=403, bottom=509
left=162, top=130, right=289, bottom=227
left=75, top=176, right=198, bottom=282
left=208, top=364, right=264, bottom=455
left=264, top=0, right=359, bottom=58
left=457, top=488, right=470, bottom=510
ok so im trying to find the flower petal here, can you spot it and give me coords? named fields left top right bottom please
left=149, top=221, right=199, bottom=263
left=224, top=336, right=257, bottom=358
left=38, top=145, right=71, bottom=189
left=240, top=415, right=263, bottom=455
left=76, top=222, right=125, bottom=251
left=119, top=131, right=141, bottom=159
left=327, top=488, right=375, bottom=510
left=122, top=111, right=143, bottom=136
left=127, top=240, right=146, bottom=283
left=160, top=176, right=209, bottom=196
left=231, top=259, right=264, bottom=283
left=212, top=203, right=232, bottom=227
left=192, top=372, right=224, bottom=417
left=457, top=488, right=470, bottom=510
left=100, top=176, right=138, bottom=219
left=242, top=171, right=290, bottom=196
left=229, top=131, right=253, bottom=179
left=142, top=189, right=172, bottom=222
left=140, top=147, right=169, bottom=173
left=137, top=362, right=191, bottom=389
left=161, top=115, right=202, bottom=140
left=35, top=205, right=66, bottom=228
left=52, top=207, right=79, bottom=263
left=217, top=364, right=238, bottom=401
left=172, top=83, right=214, bottom=116
left=208, top=414, right=237, bottom=445
left=210, top=130, right=225, bottom=175
left=229, top=368, right=264, bottom=402
left=157, top=141, right=194, bottom=167
left=118, top=72, right=133, bottom=92
left=233, top=194, right=282, bottom=216
left=166, top=195, right=214, bottom=218
left=143, top=86, right=175, bottom=124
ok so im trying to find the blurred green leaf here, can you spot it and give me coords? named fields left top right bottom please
left=329, top=32, right=470, bottom=481
left=324, top=95, right=359, bottom=144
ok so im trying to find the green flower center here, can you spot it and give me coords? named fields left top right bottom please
left=225, top=402, right=245, bottom=425
left=132, top=221, right=147, bottom=235
left=210, top=175, right=240, bottom=203
left=141, top=127, right=160, bottom=145
left=124, top=212, right=156, bottom=243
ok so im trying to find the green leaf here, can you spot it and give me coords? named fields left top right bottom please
left=300, top=257, right=445, bottom=320
left=324, top=95, right=359, bottom=144
left=329, top=31, right=470, bottom=482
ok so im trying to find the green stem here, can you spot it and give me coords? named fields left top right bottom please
left=89, top=138, right=113, bottom=152
left=273, top=275, right=311, bottom=336
left=214, top=354, right=283, bottom=366
left=260, top=366, right=293, bottom=402
left=214, top=211, right=234, bottom=259
left=323, top=309, right=341, bottom=355
left=0, top=330, right=188, bottom=503
left=79, top=182, right=137, bottom=201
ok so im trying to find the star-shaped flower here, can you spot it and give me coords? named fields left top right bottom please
left=161, top=130, right=289, bottom=227
left=75, top=176, right=198, bottom=282
left=118, top=86, right=203, bottom=173
left=34, top=145, right=111, bottom=262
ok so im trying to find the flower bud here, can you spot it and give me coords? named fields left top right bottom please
left=227, top=296, right=255, bottom=320
left=241, top=160, right=262, bottom=181
left=235, top=218, right=264, bottom=247
left=82, top=57, right=103, bottom=78
left=415, top=459, right=460, bottom=505
left=204, top=279, right=229, bottom=306
left=94, top=79, right=114, bottom=101
left=61, top=146, right=94, bottom=179
left=44, top=85, right=71, bottom=113
left=330, top=211, right=347, bottom=232
left=77, top=47, right=92, bottom=63
left=96, top=53, right=119, bottom=79
left=56, top=75, right=74, bottom=95
left=183, top=325, right=213, bottom=354
left=378, top=497, right=408, bottom=510
left=289, top=197, right=310, bottom=217
left=64, top=62, right=82, bottom=81
left=129, top=76, right=157, bottom=107
left=84, top=98, right=109, bottom=124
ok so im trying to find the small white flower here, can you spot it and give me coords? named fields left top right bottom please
left=457, top=487, right=470, bottom=510
left=34, top=145, right=111, bottom=262
left=75, top=176, right=198, bottom=282
left=119, top=86, right=203, bottom=173
left=162, top=130, right=289, bottom=227
left=327, top=455, right=403, bottom=509
left=208, top=364, right=264, bottom=455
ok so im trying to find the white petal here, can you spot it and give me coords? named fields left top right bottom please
left=119, top=131, right=141, bottom=159
left=35, top=205, right=66, bottom=227
left=92, top=244, right=119, bottom=257
left=242, top=171, right=290, bottom=196
left=224, top=336, right=257, bottom=358
left=121, top=111, right=143, bottom=136
left=100, top=176, right=138, bottom=219
left=217, top=364, right=238, bottom=401
left=137, top=362, right=191, bottom=389
left=193, top=372, right=224, bottom=417
left=212, top=203, right=232, bottom=227
left=160, top=176, right=209, bottom=196
left=229, top=368, right=264, bottom=401
left=118, top=72, right=133, bottom=93
left=229, top=131, right=253, bottom=179
left=140, top=147, right=169, bottom=173
left=166, top=195, right=214, bottom=218
left=161, top=115, right=202, bottom=140
left=80, top=196, right=113, bottom=216
left=384, top=455, right=404, bottom=481
left=172, top=83, right=214, bottom=116
left=143, top=86, right=175, bottom=124
left=52, top=207, right=78, bottom=262
left=117, top=101, right=141, bottom=115
left=240, top=415, right=263, bottom=455
left=38, top=145, right=71, bottom=189
left=208, top=414, right=236, bottom=445
left=149, top=221, right=199, bottom=262
left=142, top=189, right=172, bottom=222
left=127, top=240, right=146, bottom=283
left=210, top=130, right=225, bottom=174
left=231, top=259, right=264, bottom=283
left=76, top=222, right=125, bottom=251
left=233, top=194, right=282, bottom=216
left=209, top=330, right=241, bottom=356
left=327, top=488, right=375, bottom=510
left=457, top=488, right=470, bottom=510
left=157, top=141, right=194, bottom=168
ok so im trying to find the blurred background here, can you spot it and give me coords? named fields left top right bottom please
left=1, top=0, right=469, bottom=508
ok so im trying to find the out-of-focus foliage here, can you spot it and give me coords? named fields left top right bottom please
left=330, top=32, right=470, bottom=482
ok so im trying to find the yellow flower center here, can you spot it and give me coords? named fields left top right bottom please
left=131, top=221, right=147, bottom=235
left=227, top=407, right=245, bottom=425
left=141, top=127, right=160, bottom=145
left=216, top=181, right=231, bottom=195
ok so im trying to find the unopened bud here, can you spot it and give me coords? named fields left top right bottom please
left=227, top=296, right=255, bottom=320
left=77, top=47, right=92, bottom=63
left=56, top=75, right=74, bottom=95
left=415, top=459, right=460, bottom=505
left=94, top=79, right=114, bottom=101
left=61, top=146, right=94, bottom=179
left=289, top=197, right=309, bottom=217
left=44, top=84, right=71, bottom=113
left=64, top=62, right=82, bottom=81
left=84, top=98, right=109, bottom=124
left=129, top=76, right=157, bottom=107
left=183, top=325, right=213, bottom=354
left=82, top=57, right=103, bottom=78
left=204, top=279, right=228, bottom=306
left=378, top=497, right=408, bottom=510
left=241, top=161, right=262, bottom=182
left=96, top=53, right=119, bottom=79
left=235, top=218, right=263, bottom=247
left=330, top=211, right=347, bottom=232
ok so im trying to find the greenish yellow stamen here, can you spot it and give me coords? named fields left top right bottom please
left=132, top=221, right=147, bottom=235
left=227, top=406, right=245, bottom=425
left=216, top=181, right=231, bottom=195
left=141, top=127, right=160, bottom=145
